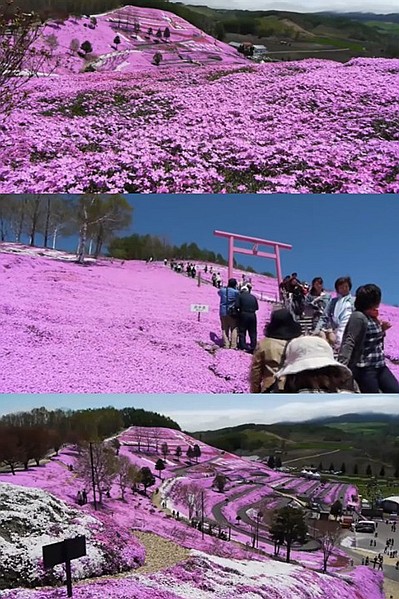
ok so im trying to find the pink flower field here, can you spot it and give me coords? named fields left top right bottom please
left=1, top=7, right=399, bottom=193
left=0, top=427, right=385, bottom=599
left=1, top=246, right=398, bottom=393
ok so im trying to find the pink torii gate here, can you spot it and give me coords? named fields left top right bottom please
left=213, top=230, right=292, bottom=288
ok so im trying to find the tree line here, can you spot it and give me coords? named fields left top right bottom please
left=0, top=406, right=180, bottom=474
left=0, top=195, right=132, bottom=261
left=108, top=233, right=271, bottom=275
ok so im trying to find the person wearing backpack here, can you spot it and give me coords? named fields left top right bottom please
left=338, top=284, right=399, bottom=393
left=218, top=278, right=239, bottom=349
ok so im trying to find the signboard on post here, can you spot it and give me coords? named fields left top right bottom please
left=190, top=304, right=209, bottom=322
left=43, top=536, right=86, bottom=598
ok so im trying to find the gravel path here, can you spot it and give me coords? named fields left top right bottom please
left=134, top=531, right=190, bottom=574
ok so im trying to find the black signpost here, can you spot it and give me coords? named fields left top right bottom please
left=42, top=536, right=86, bottom=598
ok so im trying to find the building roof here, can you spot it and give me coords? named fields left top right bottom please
left=383, top=496, right=399, bottom=503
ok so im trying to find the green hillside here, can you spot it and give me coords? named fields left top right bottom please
left=193, top=415, right=399, bottom=480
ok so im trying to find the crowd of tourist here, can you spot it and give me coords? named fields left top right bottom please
left=217, top=272, right=398, bottom=395
left=163, top=259, right=398, bottom=395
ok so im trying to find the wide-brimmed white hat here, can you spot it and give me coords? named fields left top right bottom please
left=275, top=336, right=351, bottom=378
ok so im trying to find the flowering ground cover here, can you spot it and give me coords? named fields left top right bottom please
left=0, top=427, right=384, bottom=599
left=1, top=247, right=398, bottom=393
left=1, top=4, right=399, bottom=194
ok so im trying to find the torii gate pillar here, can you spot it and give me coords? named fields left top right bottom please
left=214, top=231, right=292, bottom=288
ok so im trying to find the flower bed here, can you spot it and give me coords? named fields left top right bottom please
left=2, top=54, right=399, bottom=194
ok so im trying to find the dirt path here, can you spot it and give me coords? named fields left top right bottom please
left=284, top=449, right=341, bottom=464
left=384, top=578, right=399, bottom=598
left=133, top=531, right=190, bottom=574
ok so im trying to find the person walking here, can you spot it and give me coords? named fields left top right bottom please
left=338, top=284, right=399, bottom=393
left=314, top=276, right=354, bottom=351
left=235, top=284, right=259, bottom=353
left=218, top=278, right=239, bottom=349
left=304, top=277, right=331, bottom=331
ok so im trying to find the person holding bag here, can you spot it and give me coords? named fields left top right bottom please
left=218, top=278, right=239, bottom=349
left=338, top=284, right=399, bottom=393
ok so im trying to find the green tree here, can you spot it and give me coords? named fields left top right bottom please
left=213, top=473, right=227, bottom=493
left=270, top=506, right=308, bottom=563
left=267, top=455, right=275, bottom=469
left=341, top=463, right=346, bottom=474
left=353, top=463, right=358, bottom=475
left=155, top=458, right=165, bottom=479
left=366, top=464, right=373, bottom=476
left=175, top=445, right=182, bottom=460
left=192, top=444, right=201, bottom=463
left=330, top=499, right=343, bottom=520
left=140, top=466, right=155, bottom=494
left=81, top=40, right=93, bottom=54
left=380, top=465, right=385, bottom=477
left=275, top=456, right=282, bottom=468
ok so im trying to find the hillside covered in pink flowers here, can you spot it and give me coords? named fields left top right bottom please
left=0, top=426, right=386, bottom=599
left=1, top=6, right=399, bottom=193
left=1, top=246, right=399, bottom=394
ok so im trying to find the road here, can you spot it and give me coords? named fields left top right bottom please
left=284, top=449, right=341, bottom=464
left=265, top=48, right=350, bottom=55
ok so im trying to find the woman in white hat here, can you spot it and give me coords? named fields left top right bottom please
left=275, top=336, right=356, bottom=393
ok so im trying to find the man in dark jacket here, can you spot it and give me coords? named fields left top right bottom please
left=235, top=284, right=259, bottom=352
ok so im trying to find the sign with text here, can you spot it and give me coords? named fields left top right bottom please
left=191, top=304, right=209, bottom=313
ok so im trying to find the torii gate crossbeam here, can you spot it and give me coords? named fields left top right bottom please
left=213, top=230, right=292, bottom=287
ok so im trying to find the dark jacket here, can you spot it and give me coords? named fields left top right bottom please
left=338, top=311, right=369, bottom=371
left=235, top=292, right=259, bottom=314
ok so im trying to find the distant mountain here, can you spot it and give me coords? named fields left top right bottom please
left=305, top=412, right=399, bottom=425
left=318, top=11, right=399, bottom=23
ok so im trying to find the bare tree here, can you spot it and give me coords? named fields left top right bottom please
left=69, top=38, right=80, bottom=55
left=315, top=521, right=342, bottom=573
left=117, top=455, right=139, bottom=501
left=0, top=1, right=53, bottom=115
left=76, top=442, right=118, bottom=504
left=153, top=428, right=162, bottom=454
left=177, top=483, right=205, bottom=520
left=143, top=427, right=152, bottom=453
left=74, top=195, right=133, bottom=263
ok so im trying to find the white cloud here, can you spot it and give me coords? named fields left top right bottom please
left=165, top=395, right=399, bottom=430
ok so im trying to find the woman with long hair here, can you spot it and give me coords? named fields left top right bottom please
left=338, top=284, right=399, bottom=393
left=250, top=308, right=302, bottom=393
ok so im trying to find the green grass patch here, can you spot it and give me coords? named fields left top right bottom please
left=366, top=21, right=399, bottom=35
left=310, top=36, right=363, bottom=51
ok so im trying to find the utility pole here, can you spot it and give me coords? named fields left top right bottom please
left=89, top=442, right=98, bottom=511
left=201, top=491, right=204, bottom=540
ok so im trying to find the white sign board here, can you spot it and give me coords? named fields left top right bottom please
left=191, top=304, right=209, bottom=313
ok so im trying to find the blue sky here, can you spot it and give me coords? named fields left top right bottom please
left=16, top=194, right=399, bottom=304
left=1, top=394, right=398, bottom=430
left=108, top=195, right=398, bottom=304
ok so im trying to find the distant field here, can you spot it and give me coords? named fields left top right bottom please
left=366, top=20, right=399, bottom=34
left=325, top=422, right=389, bottom=435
